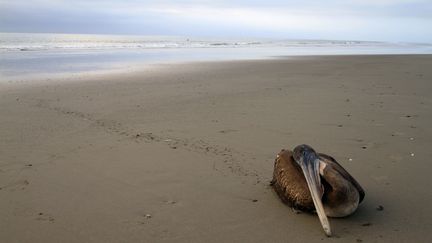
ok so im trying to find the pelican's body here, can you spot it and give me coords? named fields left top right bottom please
left=271, top=145, right=365, bottom=236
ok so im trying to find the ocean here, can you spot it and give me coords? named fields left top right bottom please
left=1, top=32, right=431, bottom=80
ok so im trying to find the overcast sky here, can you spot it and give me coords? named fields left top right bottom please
left=1, top=0, right=431, bottom=42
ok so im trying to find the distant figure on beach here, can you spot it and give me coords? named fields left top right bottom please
left=271, top=144, right=365, bottom=236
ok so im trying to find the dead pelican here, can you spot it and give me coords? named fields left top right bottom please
left=271, top=144, right=365, bottom=236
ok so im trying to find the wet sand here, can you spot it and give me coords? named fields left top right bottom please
left=1, top=55, right=432, bottom=242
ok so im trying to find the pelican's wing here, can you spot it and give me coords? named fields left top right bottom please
left=272, top=149, right=315, bottom=211
left=318, top=153, right=365, bottom=203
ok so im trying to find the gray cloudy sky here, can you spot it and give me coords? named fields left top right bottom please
left=1, top=0, right=431, bottom=42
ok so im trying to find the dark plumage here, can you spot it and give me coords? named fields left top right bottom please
left=271, top=145, right=365, bottom=236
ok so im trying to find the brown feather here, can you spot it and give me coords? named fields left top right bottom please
left=271, top=149, right=315, bottom=212
left=318, top=153, right=365, bottom=203
left=272, top=147, right=365, bottom=217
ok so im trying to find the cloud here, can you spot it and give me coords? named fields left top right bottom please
left=0, top=0, right=431, bottom=42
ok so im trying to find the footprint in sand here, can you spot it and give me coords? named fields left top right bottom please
left=2, top=179, right=30, bottom=191
left=35, top=212, right=55, bottom=223
left=218, top=129, right=238, bottom=134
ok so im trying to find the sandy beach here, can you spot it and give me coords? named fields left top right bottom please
left=1, top=55, right=432, bottom=242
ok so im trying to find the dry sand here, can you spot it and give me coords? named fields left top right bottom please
left=1, top=55, right=432, bottom=242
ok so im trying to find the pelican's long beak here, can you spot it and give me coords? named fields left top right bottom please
left=300, top=158, right=332, bottom=236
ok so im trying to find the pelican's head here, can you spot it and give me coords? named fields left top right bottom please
left=293, top=144, right=318, bottom=166
left=292, top=144, right=332, bottom=237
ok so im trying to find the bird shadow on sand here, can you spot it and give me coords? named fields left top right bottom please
left=329, top=194, right=386, bottom=238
